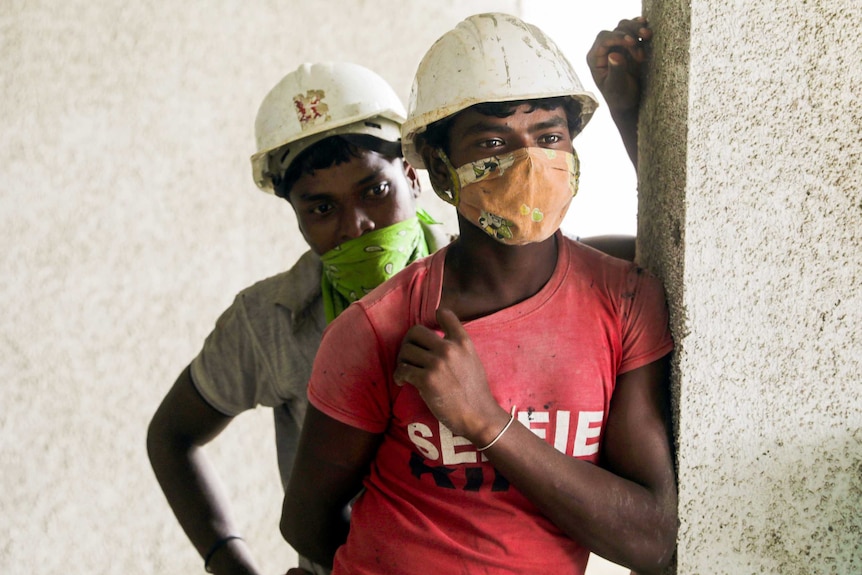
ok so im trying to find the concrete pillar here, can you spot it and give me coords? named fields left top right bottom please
left=640, top=1, right=862, bottom=572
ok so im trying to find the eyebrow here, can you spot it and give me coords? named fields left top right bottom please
left=461, top=116, right=568, bottom=136
left=294, top=168, right=387, bottom=202
left=294, top=191, right=332, bottom=203
left=354, top=168, right=387, bottom=187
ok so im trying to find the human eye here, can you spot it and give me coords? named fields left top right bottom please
left=478, top=137, right=505, bottom=149
left=309, top=201, right=335, bottom=216
left=366, top=181, right=391, bottom=199
left=538, top=133, right=563, bottom=146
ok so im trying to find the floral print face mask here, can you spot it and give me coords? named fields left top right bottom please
left=437, top=147, right=579, bottom=246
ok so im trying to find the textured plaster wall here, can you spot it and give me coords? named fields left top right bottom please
left=12, top=0, right=859, bottom=573
left=0, top=1, right=518, bottom=573
left=641, top=0, right=862, bottom=573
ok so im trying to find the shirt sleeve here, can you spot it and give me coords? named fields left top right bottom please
left=307, top=303, right=394, bottom=434
left=617, top=266, right=674, bottom=374
left=190, top=293, right=280, bottom=415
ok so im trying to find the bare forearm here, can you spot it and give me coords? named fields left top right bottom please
left=281, top=494, right=348, bottom=569
left=281, top=406, right=380, bottom=569
left=147, top=435, right=261, bottom=574
left=610, top=106, right=640, bottom=170
left=482, top=425, right=677, bottom=573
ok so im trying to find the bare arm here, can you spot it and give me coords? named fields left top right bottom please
left=281, top=405, right=381, bottom=568
left=146, top=366, right=262, bottom=575
left=395, top=309, right=677, bottom=574
left=586, top=17, right=653, bottom=168
left=486, top=357, right=676, bottom=573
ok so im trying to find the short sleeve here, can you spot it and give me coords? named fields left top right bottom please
left=618, top=267, right=674, bottom=374
left=307, top=303, right=394, bottom=434
left=190, top=293, right=280, bottom=415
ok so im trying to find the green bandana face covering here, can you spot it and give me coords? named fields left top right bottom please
left=320, top=213, right=434, bottom=322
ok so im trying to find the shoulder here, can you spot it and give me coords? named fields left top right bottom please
left=564, top=235, right=634, bottom=273
left=360, top=247, right=441, bottom=314
left=192, top=252, right=325, bottom=413
left=210, top=250, right=324, bottom=348
left=236, top=250, right=322, bottom=314
left=562, top=236, right=665, bottom=298
left=577, top=234, right=636, bottom=262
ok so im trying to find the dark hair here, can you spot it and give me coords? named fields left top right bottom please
left=418, top=97, right=583, bottom=156
left=272, top=135, right=402, bottom=200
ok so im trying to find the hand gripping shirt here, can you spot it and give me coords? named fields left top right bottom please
left=308, top=232, right=674, bottom=575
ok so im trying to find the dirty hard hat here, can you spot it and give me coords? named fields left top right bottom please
left=251, top=62, right=407, bottom=193
left=402, top=13, right=599, bottom=169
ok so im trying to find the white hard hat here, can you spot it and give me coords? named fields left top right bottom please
left=402, top=13, right=599, bottom=169
left=251, top=62, right=407, bottom=193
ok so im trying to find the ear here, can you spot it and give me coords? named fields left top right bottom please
left=420, top=143, right=451, bottom=195
left=401, top=159, right=422, bottom=199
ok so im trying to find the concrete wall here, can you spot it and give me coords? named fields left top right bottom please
left=640, top=0, right=862, bottom=572
left=0, top=2, right=520, bottom=573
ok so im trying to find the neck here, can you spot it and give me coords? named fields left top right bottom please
left=441, top=218, right=559, bottom=320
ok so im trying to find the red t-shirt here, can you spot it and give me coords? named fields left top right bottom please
left=308, top=234, right=674, bottom=575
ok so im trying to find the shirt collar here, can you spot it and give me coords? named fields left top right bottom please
left=274, top=250, right=323, bottom=330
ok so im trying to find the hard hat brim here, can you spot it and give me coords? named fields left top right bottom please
left=252, top=115, right=403, bottom=193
